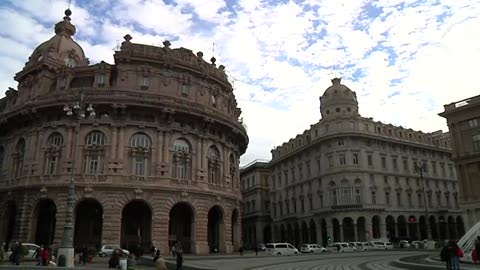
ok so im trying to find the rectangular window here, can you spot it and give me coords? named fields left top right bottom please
left=140, top=76, right=150, bottom=89
left=385, top=192, right=390, bottom=206
left=96, top=74, right=105, bottom=86
left=381, top=157, right=386, bottom=169
left=367, top=155, right=373, bottom=167
left=309, top=196, right=313, bottom=210
left=135, top=156, right=145, bottom=176
left=85, top=155, right=104, bottom=175
left=284, top=171, right=289, bottom=185
left=355, top=188, right=361, bottom=204
left=306, top=161, right=311, bottom=177
left=408, top=193, right=412, bottom=207
left=440, top=163, right=446, bottom=177
left=418, top=193, right=423, bottom=207
left=468, top=118, right=479, bottom=128
left=353, top=153, right=359, bottom=165
left=317, top=158, right=321, bottom=172
left=397, top=192, right=401, bottom=206
left=319, top=194, right=324, bottom=208
left=181, top=84, right=189, bottom=96
left=473, top=134, right=480, bottom=152
left=339, top=154, right=346, bottom=165
left=301, top=198, right=305, bottom=213
left=45, top=156, right=57, bottom=175
left=403, top=159, right=408, bottom=172
left=328, top=156, right=333, bottom=168
left=432, top=161, right=437, bottom=175
left=331, top=190, right=337, bottom=206
left=392, top=158, right=398, bottom=170
left=372, top=191, right=376, bottom=204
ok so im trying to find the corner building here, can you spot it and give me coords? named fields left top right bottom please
left=0, top=11, right=248, bottom=255
left=241, top=78, right=464, bottom=248
left=439, top=95, right=480, bottom=230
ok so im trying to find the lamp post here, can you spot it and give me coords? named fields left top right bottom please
left=414, top=161, right=432, bottom=245
left=57, top=92, right=95, bottom=267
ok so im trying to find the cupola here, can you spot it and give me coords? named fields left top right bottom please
left=16, top=9, right=88, bottom=80
left=319, top=78, right=359, bottom=120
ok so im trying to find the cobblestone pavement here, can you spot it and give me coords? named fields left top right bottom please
left=181, top=250, right=477, bottom=270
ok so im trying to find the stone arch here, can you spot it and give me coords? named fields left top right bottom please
left=309, top=219, right=317, bottom=244
left=408, top=215, right=418, bottom=240
left=372, top=215, right=381, bottom=239
left=301, top=221, right=308, bottom=245
left=447, top=216, right=455, bottom=240
left=0, top=200, right=17, bottom=248
left=429, top=216, right=438, bottom=239
left=31, top=198, right=57, bottom=246
left=44, top=130, right=66, bottom=146
left=126, top=130, right=155, bottom=146
left=207, top=205, right=225, bottom=253
left=263, top=224, right=272, bottom=244
left=332, top=218, right=341, bottom=242
left=169, top=202, right=195, bottom=254
left=74, top=198, right=103, bottom=250
left=397, top=215, right=407, bottom=238
left=386, top=215, right=396, bottom=240
left=121, top=199, right=152, bottom=251
left=320, top=219, right=328, bottom=246
left=343, top=217, right=355, bottom=242
left=357, top=216, right=366, bottom=242
left=83, top=129, right=108, bottom=145
left=456, top=216, right=465, bottom=237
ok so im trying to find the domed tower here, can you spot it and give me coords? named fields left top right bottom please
left=13, top=9, right=88, bottom=103
left=319, top=78, right=359, bottom=120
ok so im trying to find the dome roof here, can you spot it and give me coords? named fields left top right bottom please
left=323, top=78, right=354, bottom=97
left=319, top=77, right=359, bottom=119
left=26, top=9, right=88, bottom=69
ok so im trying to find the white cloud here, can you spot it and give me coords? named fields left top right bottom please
left=0, top=0, right=479, bottom=166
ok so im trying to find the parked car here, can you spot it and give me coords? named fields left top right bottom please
left=399, top=240, right=410, bottom=248
left=257, top=243, right=266, bottom=251
left=333, top=242, right=357, bottom=252
left=265, top=243, right=299, bottom=256
left=369, top=241, right=393, bottom=250
left=411, top=240, right=424, bottom=249
left=361, top=242, right=371, bottom=250
left=99, top=245, right=130, bottom=257
left=349, top=242, right=367, bottom=251
left=300, top=244, right=327, bottom=253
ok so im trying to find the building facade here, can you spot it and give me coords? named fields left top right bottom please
left=440, top=95, right=480, bottom=230
left=241, top=78, right=464, bottom=248
left=0, top=10, right=248, bottom=255
left=240, top=161, right=272, bottom=248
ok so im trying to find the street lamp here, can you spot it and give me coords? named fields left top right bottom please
left=414, top=161, right=432, bottom=245
left=57, top=92, right=95, bottom=267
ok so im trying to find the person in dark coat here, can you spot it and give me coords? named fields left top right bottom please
left=108, top=250, right=120, bottom=268
left=153, top=249, right=161, bottom=262
left=176, top=248, right=184, bottom=270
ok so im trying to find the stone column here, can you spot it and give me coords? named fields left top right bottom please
left=102, top=199, right=122, bottom=246
left=316, top=221, right=323, bottom=246
left=327, top=223, right=334, bottom=244
left=194, top=209, right=209, bottom=254
left=353, top=223, right=357, bottom=242
left=380, top=222, right=387, bottom=239
left=339, top=225, right=344, bottom=242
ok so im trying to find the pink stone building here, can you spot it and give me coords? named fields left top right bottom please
left=0, top=10, right=248, bottom=255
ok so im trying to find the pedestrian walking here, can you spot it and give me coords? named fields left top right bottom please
left=13, top=242, right=22, bottom=265
left=176, top=248, right=184, bottom=270
left=171, top=244, right=176, bottom=258
left=239, top=245, right=243, bottom=256
left=150, top=244, right=156, bottom=257
left=40, top=246, right=50, bottom=266
left=155, top=254, right=168, bottom=270
left=441, top=240, right=462, bottom=270
left=153, top=249, right=161, bottom=262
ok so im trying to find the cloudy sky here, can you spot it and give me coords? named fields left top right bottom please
left=0, top=0, right=479, bottom=165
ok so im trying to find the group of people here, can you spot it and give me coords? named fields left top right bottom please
left=149, top=243, right=184, bottom=270
left=440, top=236, right=480, bottom=270
left=33, top=245, right=53, bottom=266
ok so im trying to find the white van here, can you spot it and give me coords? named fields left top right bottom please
left=265, top=243, right=299, bottom=256
left=369, top=241, right=393, bottom=250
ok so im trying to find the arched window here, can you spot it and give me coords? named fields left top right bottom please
left=229, top=154, right=236, bottom=188
left=207, top=145, right=221, bottom=184
left=84, top=131, right=106, bottom=175
left=128, top=133, right=151, bottom=177
left=0, top=146, right=4, bottom=173
left=14, top=139, right=26, bottom=177
left=172, top=139, right=191, bottom=180
left=45, top=132, right=63, bottom=175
